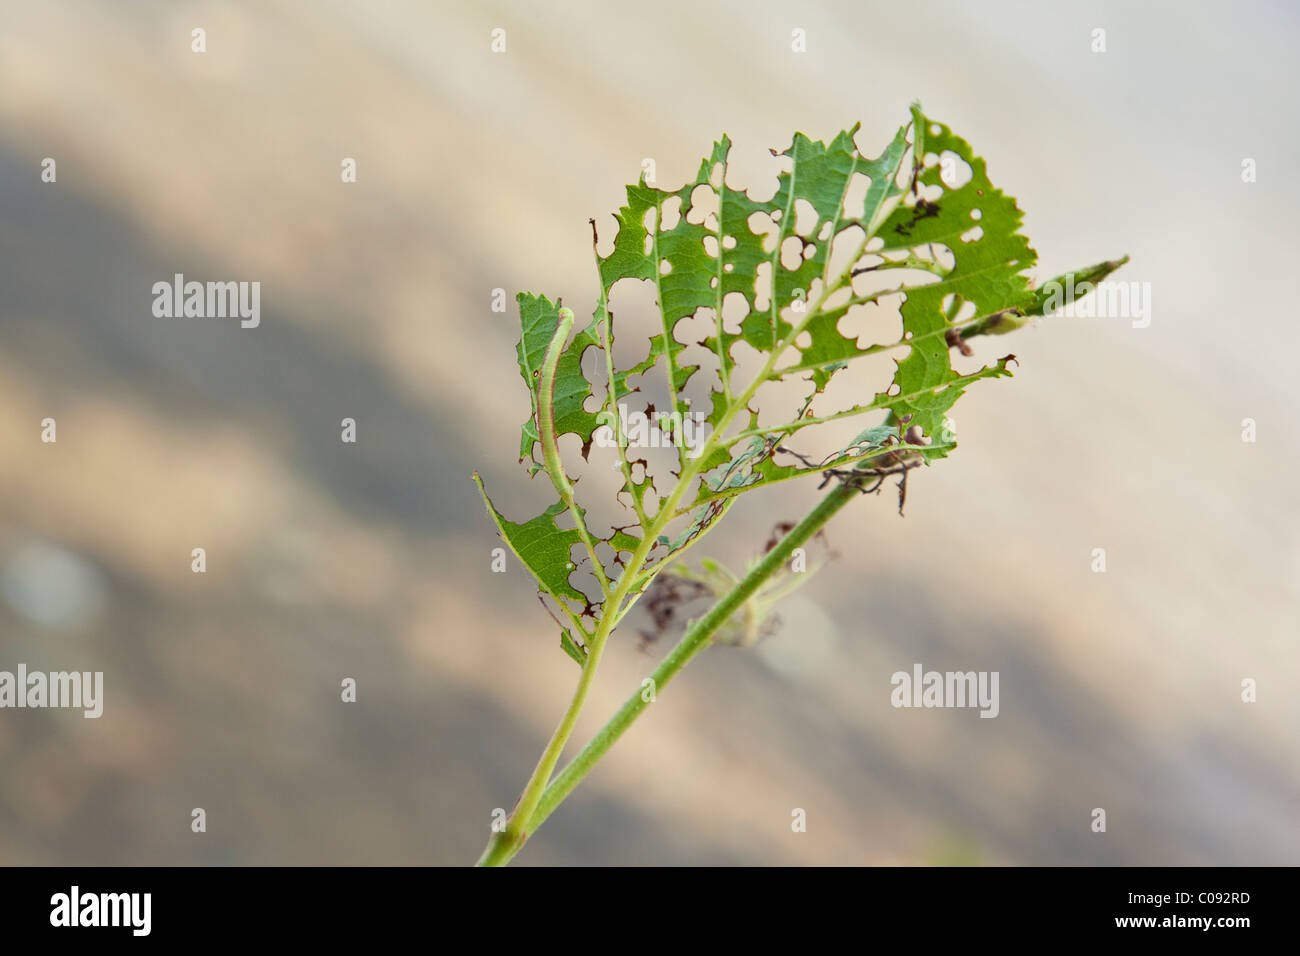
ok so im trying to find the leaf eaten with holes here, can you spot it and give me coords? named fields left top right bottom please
left=515, top=293, right=602, bottom=476
left=474, top=104, right=1126, bottom=661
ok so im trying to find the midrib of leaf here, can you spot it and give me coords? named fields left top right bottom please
left=676, top=440, right=939, bottom=516
left=768, top=151, right=798, bottom=351
left=651, top=197, right=680, bottom=425
left=713, top=148, right=733, bottom=401
left=818, top=143, right=863, bottom=291
left=773, top=292, right=1020, bottom=379
left=765, top=252, right=1038, bottom=381
left=727, top=358, right=1012, bottom=448
left=593, top=250, right=651, bottom=529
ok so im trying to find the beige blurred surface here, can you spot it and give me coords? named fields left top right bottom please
left=0, top=0, right=1296, bottom=865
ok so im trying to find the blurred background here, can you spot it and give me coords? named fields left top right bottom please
left=0, top=0, right=1296, bottom=865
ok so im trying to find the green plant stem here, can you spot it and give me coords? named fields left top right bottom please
left=477, top=150, right=903, bottom=868
left=475, top=481, right=691, bottom=867
left=477, top=479, right=862, bottom=866
left=476, top=217, right=883, bottom=867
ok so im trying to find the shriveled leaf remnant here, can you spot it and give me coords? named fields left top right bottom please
left=473, top=104, right=1125, bottom=866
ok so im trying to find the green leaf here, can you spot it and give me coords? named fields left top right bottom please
left=516, top=293, right=602, bottom=476
left=559, top=629, right=588, bottom=667
left=475, top=479, right=589, bottom=611
left=474, top=471, right=642, bottom=640
left=598, top=124, right=912, bottom=423
left=477, top=105, right=1126, bottom=660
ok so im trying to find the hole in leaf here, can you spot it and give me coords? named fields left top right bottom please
left=837, top=299, right=902, bottom=350
left=754, top=261, right=773, bottom=311
left=747, top=211, right=779, bottom=253
left=721, top=291, right=749, bottom=335
left=686, top=183, right=717, bottom=225
left=780, top=236, right=803, bottom=271
left=594, top=541, right=617, bottom=568
left=641, top=485, right=660, bottom=519
left=673, top=309, right=710, bottom=346
left=941, top=294, right=976, bottom=323
left=728, top=339, right=768, bottom=399
left=938, top=151, right=973, bottom=189
left=792, top=198, right=819, bottom=238
left=582, top=346, right=606, bottom=413
left=750, top=375, right=810, bottom=431
left=927, top=242, right=956, bottom=271
left=844, top=172, right=871, bottom=220
left=827, top=224, right=866, bottom=278
left=659, top=196, right=682, bottom=231
left=607, top=277, right=663, bottom=371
